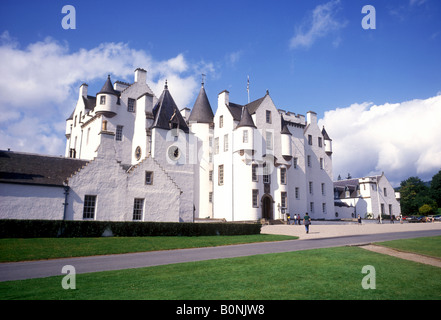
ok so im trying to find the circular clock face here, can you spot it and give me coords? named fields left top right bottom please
left=135, top=146, right=142, bottom=160
left=167, top=145, right=181, bottom=161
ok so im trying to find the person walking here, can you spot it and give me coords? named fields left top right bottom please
left=293, top=214, right=297, bottom=225
left=358, top=214, right=362, bottom=225
left=297, top=214, right=301, bottom=225
left=303, top=213, right=311, bottom=234
left=286, top=213, right=291, bottom=225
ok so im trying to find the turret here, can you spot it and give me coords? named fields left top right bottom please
left=94, top=75, right=119, bottom=118
left=281, top=116, right=292, bottom=159
left=322, top=126, right=333, bottom=155
left=234, top=106, right=256, bottom=154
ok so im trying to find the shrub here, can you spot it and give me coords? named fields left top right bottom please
left=0, top=219, right=261, bottom=238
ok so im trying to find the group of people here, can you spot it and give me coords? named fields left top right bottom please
left=286, top=213, right=312, bottom=233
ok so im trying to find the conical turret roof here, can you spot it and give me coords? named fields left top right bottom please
left=98, top=75, right=119, bottom=96
left=236, top=105, right=256, bottom=129
left=188, top=84, right=214, bottom=124
left=152, top=81, right=189, bottom=133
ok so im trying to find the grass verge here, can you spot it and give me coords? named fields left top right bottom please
left=0, top=234, right=297, bottom=262
left=1, top=246, right=440, bottom=300
left=376, top=236, right=441, bottom=258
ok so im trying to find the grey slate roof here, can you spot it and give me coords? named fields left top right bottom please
left=188, top=85, right=214, bottom=124
left=0, top=151, right=88, bottom=187
left=152, top=82, right=189, bottom=133
left=280, top=116, right=292, bottom=135
left=98, top=75, right=119, bottom=96
left=322, top=126, right=332, bottom=140
left=236, top=105, right=256, bottom=129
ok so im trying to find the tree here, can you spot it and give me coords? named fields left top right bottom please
left=431, top=169, right=441, bottom=208
left=399, top=176, right=429, bottom=215
left=419, top=204, right=434, bottom=216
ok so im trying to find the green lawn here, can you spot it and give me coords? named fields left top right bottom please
left=0, top=234, right=297, bottom=262
left=376, top=236, right=441, bottom=258
left=1, top=246, right=440, bottom=300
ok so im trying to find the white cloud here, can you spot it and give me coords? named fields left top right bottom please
left=0, top=32, right=215, bottom=155
left=290, top=0, right=347, bottom=49
left=319, top=95, right=441, bottom=186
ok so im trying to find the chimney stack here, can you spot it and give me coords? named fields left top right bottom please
left=134, top=68, right=147, bottom=83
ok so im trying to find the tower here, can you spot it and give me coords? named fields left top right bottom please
left=188, top=80, right=215, bottom=218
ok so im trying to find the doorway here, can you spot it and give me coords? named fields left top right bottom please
left=261, top=194, right=273, bottom=220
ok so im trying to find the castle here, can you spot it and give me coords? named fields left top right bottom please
left=0, top=68, right=401, bottom=222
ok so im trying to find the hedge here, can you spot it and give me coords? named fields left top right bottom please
left=0, top=219, right=262, bottom=238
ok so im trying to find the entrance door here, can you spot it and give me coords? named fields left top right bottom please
left=261, top=194, right=273, bottom=220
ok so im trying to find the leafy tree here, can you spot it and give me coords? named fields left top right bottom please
left=419, top=204, right=434, bottom=215
left=431, top=169, right=441, bottom=208
left=399, top=176, right=429, bottom=215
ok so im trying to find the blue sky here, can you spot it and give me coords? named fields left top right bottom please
left=1, top=0, right=441, bottom=185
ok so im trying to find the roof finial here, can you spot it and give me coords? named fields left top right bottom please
left=247, top=75, right=250, bottom=104
left=164, top=79, right=168, bottom=90
left=201, top=74, right=206, bottom=88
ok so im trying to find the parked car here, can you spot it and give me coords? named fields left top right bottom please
left=407, top=216, right=422, bottom=223
left=434, top=215, right=441, bottom=221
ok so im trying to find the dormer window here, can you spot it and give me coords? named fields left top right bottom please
left=100, top=95, right=106, bottom=105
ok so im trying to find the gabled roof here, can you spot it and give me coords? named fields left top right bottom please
left=188, top=84, right=214, bottom=124
left=98, top=75, right=119, bottom=96
left=236, top=105, right=256, bottom=129
left=0, top=150, right=88, bottom=187
left=152, top=82, right=189, bottom=133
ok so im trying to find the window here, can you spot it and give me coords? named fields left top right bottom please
left=263, top=163, right=270, bottom=184
left=307, top=155, right=311, bottom=167
left=322, top=203, right=327, bottom=214
left=280, top=167, right=287, bottom=185
left=243, top=130, right=249, bottom=143
left=209, top=192, right=213, bottom=203
left=320, top=158, right=324, bottom=170
left=266, top=131, right=273, bottom=150
left=310, top=202, right=314, bottom=213
left=214, top=137, right=219, bottom=154
left=224, top=134, right=229, bottom=152
left=281, top=192, right=287, bottom=209
left=309, top=181, right=313, bottom=194
left=266, top=110, right=271, bottom=124
left=145, top=171, right=153, bottom=185
left=381, top=203, right=385, bottom=214
left=252, top=189, right=259, bottom=208
left=318, top=137, right=322, bottom=147
left=100, top=95, right=106, bottom=105
left=295, top=187, right=300, bottom=199
left=308, top=135, right=313, bottom=145
left=252, top=164, right=258, bottom=182
left=321, top=183, right=326, bottom=195
left=127, top=98, right=136, bottom=112
left=83, top=195, right=96, bottom=219
left=219, top=115, right=223, bottom=128
left=384, top=188, right=387, bottom=197
left=293, top=158, right=298, bottom=169
left=209, top=170, right=213, bottom=182
left=218, top=165, right=224, bottom=185
left=116, top=125, right=123, bottom=141
left=133, top=198, right=144, bottom=221
left=389, top=204, right=392, bottom=215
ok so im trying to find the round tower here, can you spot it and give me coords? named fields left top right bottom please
left=95, top=75, right=118, bottom=118
left=280, top=116, right=292, bottom=159
left=233, top=106, right=256, bottom=156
